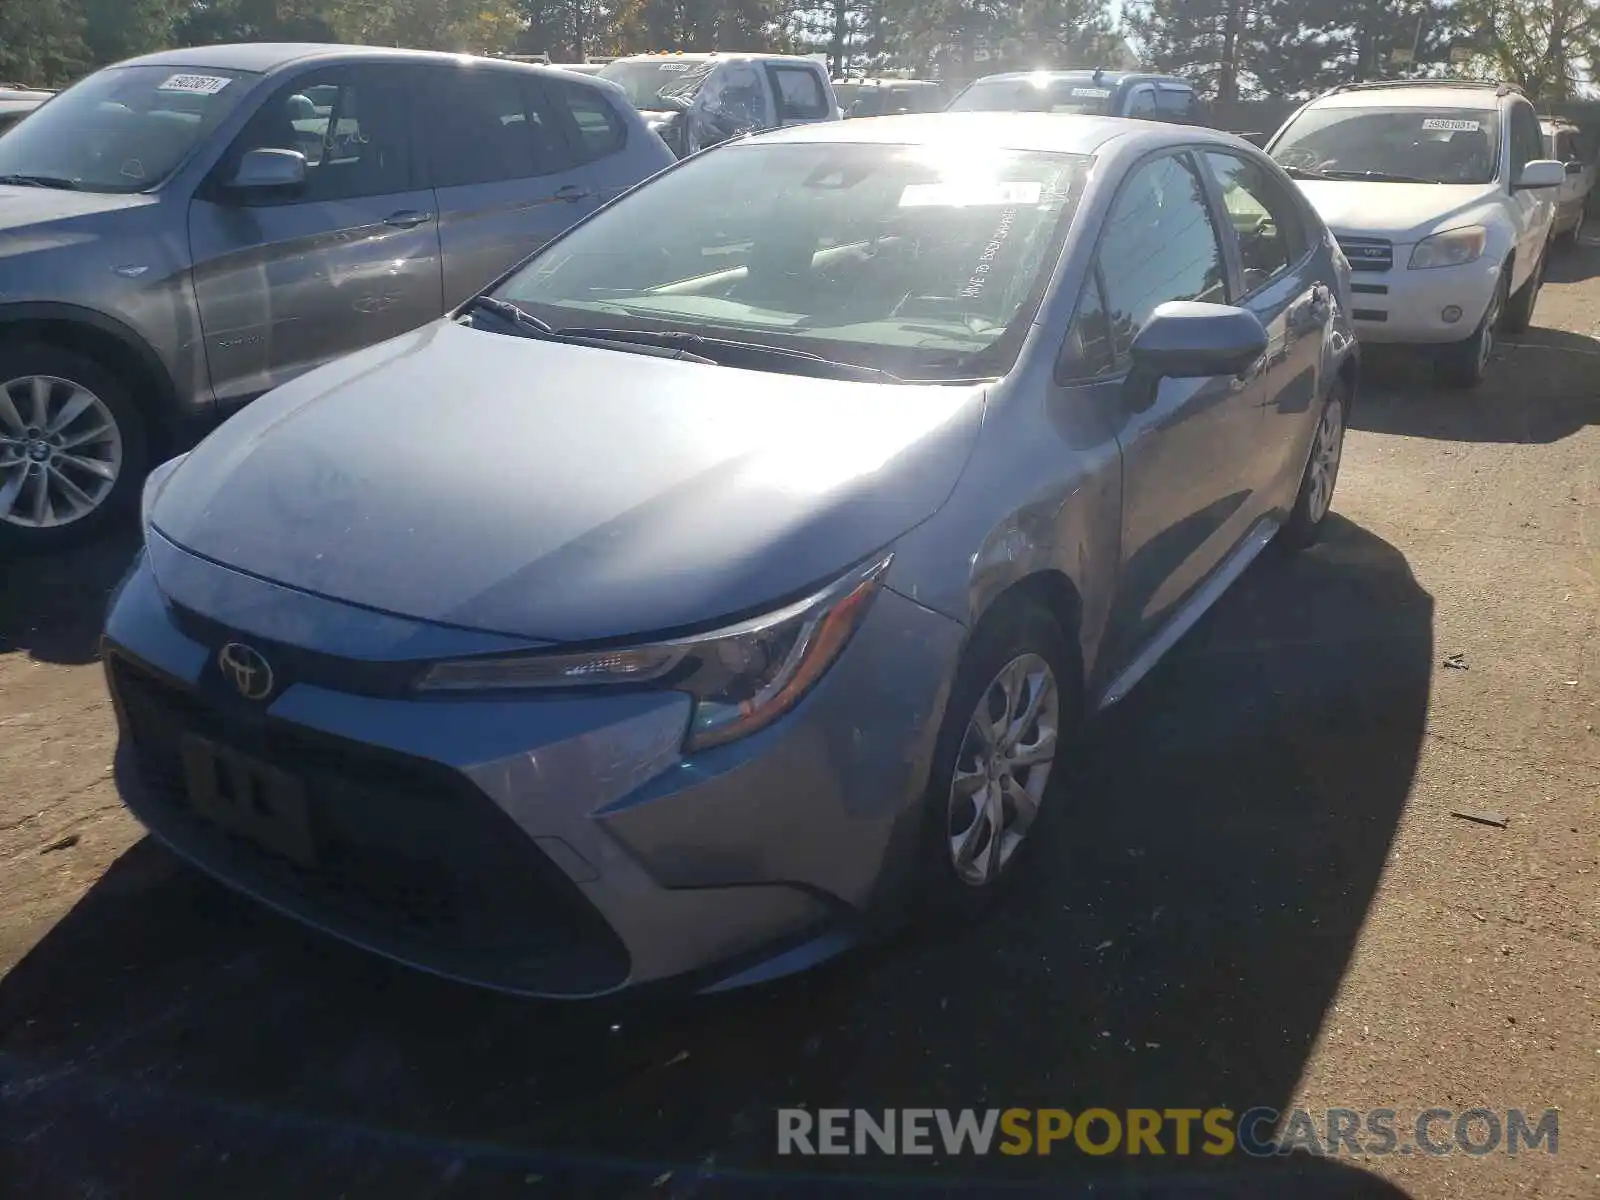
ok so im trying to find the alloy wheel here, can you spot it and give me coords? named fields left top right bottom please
left=947, top=652, right=1059, bottom=887
left=0, top=374, right=122, bottom=529
left=1305, top=395, right=1345, bottom=525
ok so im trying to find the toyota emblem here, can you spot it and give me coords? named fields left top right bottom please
left=218, top=642, right=274, bottom=701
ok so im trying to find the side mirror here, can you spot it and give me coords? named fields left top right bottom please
left=226, top=147, right=306, bottom=191
left=1125, top=301, right=1268, bottom=409
left=1514, top=159, right=1566, bottom=190
left=1566, top=160, right=1585, bottom=176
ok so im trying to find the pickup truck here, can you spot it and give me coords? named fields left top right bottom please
left=597, top=52, right=839, bottom=157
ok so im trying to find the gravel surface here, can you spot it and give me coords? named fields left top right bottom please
left=1, top=247, right=1596, bottom=1199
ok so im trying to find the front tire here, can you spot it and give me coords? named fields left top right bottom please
left=0, top=341, right=148, bottom=554
left=1278, top=381, right=1347, bottom=552
left=917, top=596, right=1080, bottom=921
left=1433, top=272, right=1506, bottom=390
left=1502, top=243, right=1546, bottom=334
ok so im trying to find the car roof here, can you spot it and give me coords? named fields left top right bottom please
left=112, top=42, right=583, bottom=76
left=1310, top=85, right=1513, bottom=111
left=751, top=111, right=1235, bottom=154
left=609, top=52, right=822, bottom=67
left=965, top=70, right=1192, bottom=90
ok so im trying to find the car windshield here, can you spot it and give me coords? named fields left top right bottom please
left=1271, top=106, right=1501, bottom=185
left=597, top=59, right=715, bottom=110
left=495, top=140, right=1090, bottom=381
left=948, top=77, right=1113, bottom=116
left=0, top=64, right=254, bottom=193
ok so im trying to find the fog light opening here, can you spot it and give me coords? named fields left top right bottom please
left=1441, top=305, right=1464, bottom=324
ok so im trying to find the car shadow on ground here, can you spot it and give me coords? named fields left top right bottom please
left=0, top=526, right=140, bottom=665
left=1352, top=322, right=1600, bottom=444
left=1543, top=226, right=1599, bottom=285
left=0, top=516, right=1430, bottom=1199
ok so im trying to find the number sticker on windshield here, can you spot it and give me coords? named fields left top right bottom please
left=1421, top=118, right=1479, bottom=131
left=658, top=62, right=691, bottom=72
left=1070, top=87, right=1113, bottom=98
left=157, top=73, right=232, bottom=95
left=900, top=181, right=1046, bottom=207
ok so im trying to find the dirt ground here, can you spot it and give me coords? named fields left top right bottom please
left=1, top=249, right=1596, bottom=1199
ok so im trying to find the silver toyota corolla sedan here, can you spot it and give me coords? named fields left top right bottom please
left=104, top=113, right=1358, bottom=998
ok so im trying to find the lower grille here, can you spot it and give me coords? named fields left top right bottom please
left=109, top=654, right=630, bottom=995
left=1352, top=309, right=1388, bottom=322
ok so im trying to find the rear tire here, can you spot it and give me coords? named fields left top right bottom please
left=0, top=341, right=148, bottom=555
left=917, top=596, right=1080, bottom=922
left=1278, top=381, right=1347, bottom=553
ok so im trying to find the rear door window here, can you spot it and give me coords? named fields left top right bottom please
left=545, top=76, right=626, bottom=162
left=422, top=67, right=572, bottom=188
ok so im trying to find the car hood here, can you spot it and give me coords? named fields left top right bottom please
left=151, top=320, right=984, bottom=643
left=0, top=185, right=151, bottom=235
left=1293, top=180, right=1500, bottom=242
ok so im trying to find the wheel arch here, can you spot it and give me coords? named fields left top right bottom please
left=0, top=303, right=185, bottom=456
left=969, top=569, right=1087, bottom=705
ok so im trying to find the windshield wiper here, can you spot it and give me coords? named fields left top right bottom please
left=554, top=327, right=903, bottom=382
left=0, top=173, right=80, bottom=190
left=463, top=300, right=716, bottom=363
left=1279, top=164, right=1333, bottom=180
left=1320, top=169, right=1438, bottom=184
left=460, top=295, right=556, bottom=335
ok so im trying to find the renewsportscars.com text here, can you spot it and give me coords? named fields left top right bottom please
left=777, top=1107, right=1560, bottom=1158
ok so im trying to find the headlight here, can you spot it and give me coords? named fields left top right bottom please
left=415, top=553, right=892, bottom=751
left=1408, top=226, right=1488, bottom=270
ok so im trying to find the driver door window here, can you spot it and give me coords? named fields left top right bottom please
left=1097, top=152, right=1228, bottom=365
left=222, top=68, right=413, bottom=203
left=1126, top=87, right=1157, bottom=118
left=768, top=66, right=830, bottom=123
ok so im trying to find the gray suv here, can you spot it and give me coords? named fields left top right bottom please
left=0, top=44, right=674, bottom=552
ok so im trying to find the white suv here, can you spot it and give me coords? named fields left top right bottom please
left=1267, top=81, right=1565, bottom=388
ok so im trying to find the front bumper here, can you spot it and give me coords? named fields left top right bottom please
left=1338, top=247, right=1504, bottom=345
left=103, top=536, right=965, bottom=998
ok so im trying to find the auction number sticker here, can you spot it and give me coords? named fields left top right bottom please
left=900, top=180, right=1045, bottom=207
left=1071, top=87, right=1113, bottom=98
left=1421, top=118, right=1479, bottom=131
left=658, top=62, right=691, bottom=71
left=158, top=73, right=233, bottom=95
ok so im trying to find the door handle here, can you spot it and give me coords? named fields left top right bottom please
left=383, top=210, right=434, bottom=228
left=554, top=185, right=595, bottom=204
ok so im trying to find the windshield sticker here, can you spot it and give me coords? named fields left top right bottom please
left=959, top=207, right=1019, bottom=299
left=658, top=62, right=692, bottom=71
left=1070, top=87, right=1113, bottom=98
left=157, top=73, right=232, bottom=95
left=900, top=180, right=1045, bottom=208
left=1422, top=118, right=1480, bottom=132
